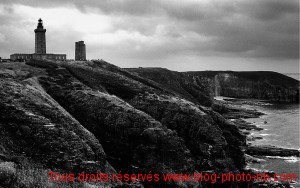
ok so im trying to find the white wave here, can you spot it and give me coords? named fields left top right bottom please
left=244, top=166, right=263, bottom=172
left=265, top=156, right=299, bottom=163
left=259, top=134, right=270, bottom=136
left=214, top=96, right=225, bottom=101
left=257, top=123, right=269, bottom=127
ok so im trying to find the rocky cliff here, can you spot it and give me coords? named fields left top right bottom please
left=61, top=62, right=246, bottom=172
left=0, top=60, right=275, bottom=187
left=0, top=63, right=119, bottom=187
left=188, top=71, right=299, bottom=103
left=126, top=68, right=213, bottom=107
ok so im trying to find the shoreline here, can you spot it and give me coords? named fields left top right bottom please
left=214, top=96, right=300, bottom=158
left=215, top=96, right=300, bottom=186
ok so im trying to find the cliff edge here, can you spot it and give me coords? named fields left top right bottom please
left=0, top=60, right=293, bottom=187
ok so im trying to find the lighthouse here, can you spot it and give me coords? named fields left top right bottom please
left=34, top=18, right=46, bottom=54
left=10, top=18, right=66, bottom=61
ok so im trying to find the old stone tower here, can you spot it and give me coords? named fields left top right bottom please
left=75, top=41, right=86, bottom=60
left=34, top=18, right=46, bottom=54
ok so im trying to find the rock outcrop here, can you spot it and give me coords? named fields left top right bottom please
left=37, top=68, right=195, bottom=175
left=126, top=67, right=213, bottom=107
left=247, top=145, right=300, bottom=157
left=0, top=68, right=125, bottom=187
left=0, top=76, right=109, bottom=170
left=60, top=61, right=246, bottom=172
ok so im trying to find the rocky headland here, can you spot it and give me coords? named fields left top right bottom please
left=0, top=60, right=298, bottom=188
left=188, top=71, right=299, bottom=103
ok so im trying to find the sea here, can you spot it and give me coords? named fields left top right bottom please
left=215, top=95, right=300, bottom=187
left=243, top=102, right=300, bottom=187
left=214, top=73, right=300, bottom=187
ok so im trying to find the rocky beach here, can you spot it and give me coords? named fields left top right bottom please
left=216, top=97, right=300, bottom=187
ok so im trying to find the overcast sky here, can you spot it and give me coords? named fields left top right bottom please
left=0, top=0, right=299, bottom=73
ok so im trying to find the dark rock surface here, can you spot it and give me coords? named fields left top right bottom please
left=129, top=93, right=241, bottom=171
left=29, top=62, right=197, bottom=187
left=0, top=63, right=121, bottom=187
left=211, top=101, right=264, bottom=119
left=0, top=77, right=109, bottom=170
left=247, top=145, right=300, bottom=157
left=37, top=63, right=195, bottom=175
left=125, top=67, right=213, bottom=107
left=232, top=119, right=264, bottom=131
left=62, top=61, right=246, bottom=172
left=0, top=60, right=294, bottom=187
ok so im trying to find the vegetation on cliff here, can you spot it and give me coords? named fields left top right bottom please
left=0, top=60, right=296, bottom=187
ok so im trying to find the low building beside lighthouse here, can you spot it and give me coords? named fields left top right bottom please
left=10, top=18, right=66, bottom=61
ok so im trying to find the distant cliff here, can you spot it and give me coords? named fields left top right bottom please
left=125, top=68, right=213, bottom=106
left=188, top=71, right=299, bottom=103
left=127, top=68, right=299, bottom=103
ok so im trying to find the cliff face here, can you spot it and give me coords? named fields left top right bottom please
left=188, top=71, right=300, bottom=103
left=126, top=69, right=300, bottom=104
left=0, top=60, right=248, bottom=187
left=61, top=61, right=246, bottom=172
left=125, top=68, right=213, bottom=107
left=37, top=65, right=195, bottom=176
left=0, top=66, right=119, bottom=188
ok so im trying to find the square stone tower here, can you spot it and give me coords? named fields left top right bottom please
left=34, top=18, right=46, bottom=54
left=75, top=41, right=86, bottom=60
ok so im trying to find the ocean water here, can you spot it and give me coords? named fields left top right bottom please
left=243, top=103, right=300, bottom=187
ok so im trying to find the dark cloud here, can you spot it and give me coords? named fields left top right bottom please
left=0, top=0, right=298, bottom=71
left=164, top=0, right=299, bottom=59
left=244, top=0, right=299, bottom=21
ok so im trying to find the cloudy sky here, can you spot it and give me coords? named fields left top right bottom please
left=0, top=0, right=299, bottom=73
